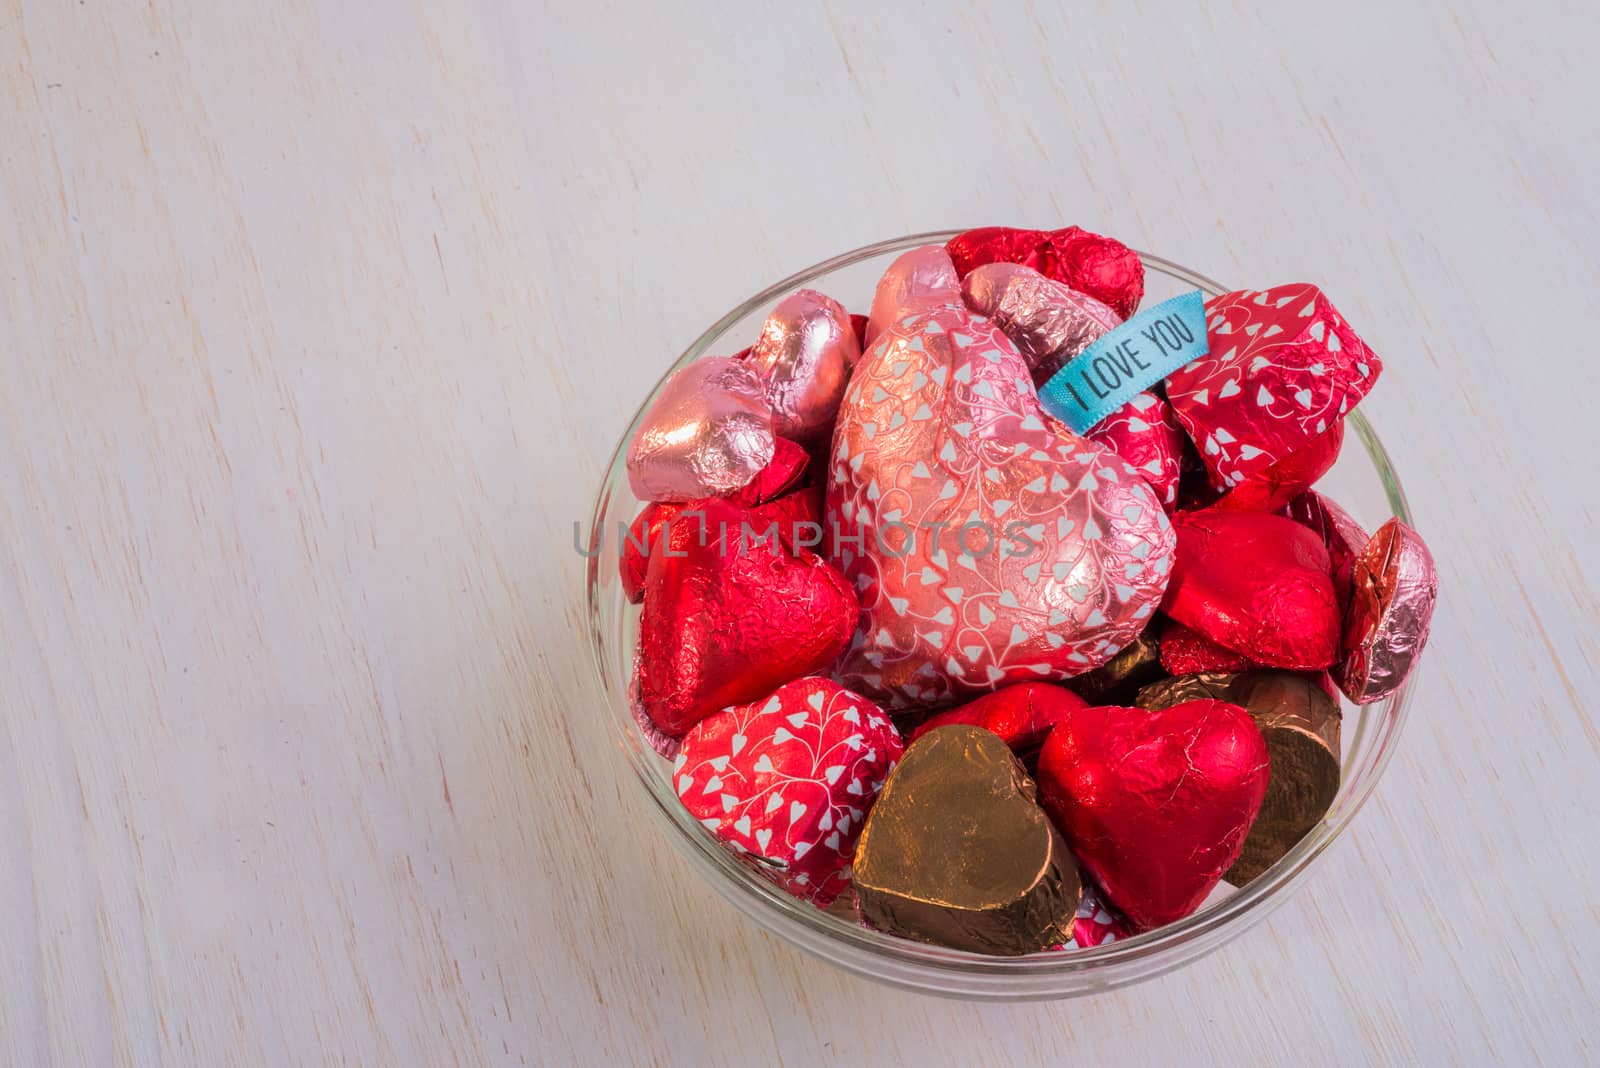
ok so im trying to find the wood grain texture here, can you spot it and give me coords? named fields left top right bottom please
left=2, top=0, right=1597, bottom=1064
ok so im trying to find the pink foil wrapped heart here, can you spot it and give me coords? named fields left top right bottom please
left=747, top=289, right=861, bottom=444
left=627, top=356, right=775, bottom=503
left=1333, top=518, right=1437, bottom=704
left=959, top=262, right=1121, bottom=386
left=826, top=305, right=1175, bottom=709
left=864, top=246, right=961, bottom=345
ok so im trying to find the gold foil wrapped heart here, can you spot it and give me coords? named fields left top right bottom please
left=853, top=725, right=1081, bottom=955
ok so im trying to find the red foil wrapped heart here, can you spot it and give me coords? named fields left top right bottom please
left=674, top=677, right=902, bottom=905
left=1282, top=490, right=1368, bottom=612
left=1158, top=618, right=1264, bottom=674
left=1166, top=284, right=1381, bottom=491
left=909, top=682, right=1089, bottom=762
left=637, top=498, right=859, bottom=738
left=1333, top=518, right=1437, bottom=704
left=946, top=226, right=1145, bottom=320
left=1037, top=699, right=1270, bottom=930
left=620, top=439, right=813, bottom=602
left=1086, top=391, right=1187, bottom=510
left=1162, top=511, right=1341, bottom=670
left=1212, top=419, right=1344, bottom=513
left=827, top=304, right=1174, bottom=709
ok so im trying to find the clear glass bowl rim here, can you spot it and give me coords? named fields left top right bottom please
left=584, top=230, right=1414, bottom=1000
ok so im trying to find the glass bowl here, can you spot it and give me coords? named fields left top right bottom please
left=584, top=231, right=1413, bottom=1001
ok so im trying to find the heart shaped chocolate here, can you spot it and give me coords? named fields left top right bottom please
left=826, top=304, right=1174, bottom=708
left=1333, top=517, right=1437, bottom=704
left=1166, top=284, right=1381, bottom=492
left=1136, top=670, right=1342, bottom=886
left=1157, top=618, right=1264, bottom=674
left=1211, top=419, right=1344, bottom=513
left=747, top=290, right=861, bottom=444
left=1162, top=510, right=1340, bottom=669
left=627, top=357, right=775, bottom=503
left=620, top=438, right=813, bottom=603
left=854, top=724, right=1081, bottom=955
left=637, top=498, right=859, bottom=738
left=864, top=245, right=961, bottom=345
left=675, top=677, right=902, bottom=905
left=958, top=261, right=1121, bottom=386
left=1037, top=699, right=1269, bottom=930
left=1085, top=390, right=1187, bottom=510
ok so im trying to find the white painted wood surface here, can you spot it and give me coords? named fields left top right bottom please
left=2, top=1, right=1596, bottom=1063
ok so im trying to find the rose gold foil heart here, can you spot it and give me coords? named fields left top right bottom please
left=626, top=357, right=775, bottom=503
left=826, top=305, right=1176, bottom=709
left=747, top=289, right=860, bottom=445
left=959, top=262, right=1121, bottom=386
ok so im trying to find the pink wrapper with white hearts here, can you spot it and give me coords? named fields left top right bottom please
left=674, top=677, right=903, bottom=905
left=1166, top=284, right=1382, bottom=490
left=1085, top=391, right=1186, bottom=509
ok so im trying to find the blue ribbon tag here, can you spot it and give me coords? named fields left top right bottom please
left=1038, top=289, right=1209, bottom=434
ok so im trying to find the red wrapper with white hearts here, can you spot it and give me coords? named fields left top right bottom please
left=1167, top=284, right=1382, bottom=491
left=1085, top=391, right=1186, bottom=509
left=1212, top=420, right=1345, bottom=514
left=1045, top=885, right=1135, bottom=952
left=1070, top=883, right=1134, bottom=948
left=674, top=677, right=903, bottom=905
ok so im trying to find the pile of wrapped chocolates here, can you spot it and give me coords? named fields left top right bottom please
left=621, top=226, right=1437, bottom=956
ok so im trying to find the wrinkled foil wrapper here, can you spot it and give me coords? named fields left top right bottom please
left=620, top=439, right=813, bottom=602
left=1213, top=419, right=1345, bottom=513
left=909, top=682, right=1088, bottom=765
left=1282, top=489, right=1369, bottom=611
left=1066, top=632, right=1164, bottom=706
left=1037, top=699, right=1269, bottom=930
left=1162, top=510, right=1341, bottom=670
left=827, top=304, right=1174, bottom=709
left=637, top=499, right=858, bottom=737
left=854, top=725, right=1082, bottom=955
left=675, top=678, right=902, bottom=906
left=864, top=245, right=961, bottom=345
left=1167, top=284, right=1382, bottom=491
left=626, top=357, right=774, bottom=503
left=1086, top=391, right=1187, bottom=509
left=946, top=225, right=1145, bottom=320
left=1333, top=518, right=1437, bottom=703
left=958, top=261, right=1120, bottom=385
left=1158, top=618, right=1263, bottom=674
left=1137, top=670, right=1341, bottom=885
left=747, top=289, right=861, bottom=445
